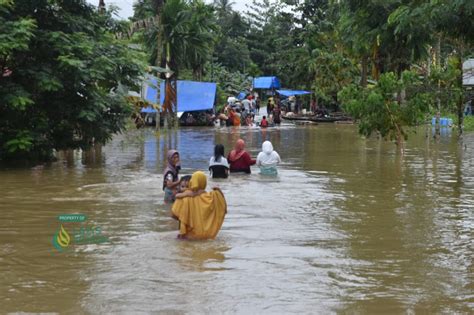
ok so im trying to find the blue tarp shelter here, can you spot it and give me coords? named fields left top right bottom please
left=253, top=76, right=281, bottom=89
left=276, top=89, right=312, bottom=97
left=143, top=78, right=216, bottom=113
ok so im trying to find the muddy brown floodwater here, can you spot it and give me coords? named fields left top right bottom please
left=1, top=124, right=473, bottom=313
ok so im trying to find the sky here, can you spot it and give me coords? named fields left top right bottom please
left=86, top=0, right=256, bottom=20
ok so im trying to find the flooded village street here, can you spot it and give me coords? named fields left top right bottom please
left=1, top=124, right=473, bottom=313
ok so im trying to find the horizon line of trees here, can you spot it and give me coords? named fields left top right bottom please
left=131, top=0, right=472, bottom=144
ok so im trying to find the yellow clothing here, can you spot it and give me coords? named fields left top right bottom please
left=172, top=172, right=227, bottom=239
left=189, top=171, right=207, bottom=191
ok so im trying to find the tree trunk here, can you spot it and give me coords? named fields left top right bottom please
left=434, top=34, right=442, bottom=139
left=435, top=35, right=441, bottom=68
left=360, top=55, right=368, bottom=87
left=155, top=15, right=162, bottom=132
left=371, top=43, right=381, bottom=81
left=434, top=111, right=440, bottom=139
left=98, top=0, right=105, bottom=13
left=456, top=53, right=464, bottom=138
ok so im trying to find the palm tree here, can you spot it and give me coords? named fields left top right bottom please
left=185, top=1, right=216, bottom=80
left=137, top=0, right=216, bottom=127
left=213, top=0, right=235, bottom=18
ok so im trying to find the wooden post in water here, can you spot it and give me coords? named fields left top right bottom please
left=156, top=78, right=161, bottom=132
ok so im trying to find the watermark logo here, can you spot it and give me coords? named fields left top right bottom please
left=57, top=214, right=87, bottom=223
left=52, top=214, right=109, bottom=252
left=52, top=225, right=71, bottom=251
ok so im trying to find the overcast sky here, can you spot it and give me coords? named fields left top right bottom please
left=87, top=0, right=256, bottom=20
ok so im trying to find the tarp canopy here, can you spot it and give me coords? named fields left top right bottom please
left=144, top=78, right=216, bottom=112
left=276, top=89, right=312, bottom=97
left=253, top=76, right=281, bottom=89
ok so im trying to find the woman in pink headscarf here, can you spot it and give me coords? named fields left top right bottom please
left=227, top=139, right=256, bottom=174
left=163, top=150, right=181, bottom=203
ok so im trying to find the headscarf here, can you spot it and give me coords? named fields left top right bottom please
left=256, top=141, right=281, bottom=166
left=189, top=171, right=207, bottom=191
left=228, top=139, right=245, bottom=162
left=172, top=171, right=227, bottom=240
left=262, top=141, right=273, bottom=154
left=163, top=149, right=180, bottom=178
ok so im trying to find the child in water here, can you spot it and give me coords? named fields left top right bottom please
left=175, top=175, right=205, bottom=198
left=178, top=175, right=191, bottom=194
left=260, top=115, right=268, bottom=128
left=163, top=150, right=181, bottom=204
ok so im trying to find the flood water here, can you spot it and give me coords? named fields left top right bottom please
left=1, top=123, right=473, bottom=313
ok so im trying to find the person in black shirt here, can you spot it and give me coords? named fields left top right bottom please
left=209, top=144, right=229, bottom=178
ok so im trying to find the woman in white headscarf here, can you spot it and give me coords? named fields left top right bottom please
left=256, top=141, right=281, bottom=175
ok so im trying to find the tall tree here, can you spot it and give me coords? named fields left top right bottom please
left=430, top=0, right=474, bottom=137
left=0, top=0, right=143, bottom=162
left=213, top=0, right=235, bottom=18
left=135, top=0, right=216, bottom=126
left=212, top=2, right=252, bottom=73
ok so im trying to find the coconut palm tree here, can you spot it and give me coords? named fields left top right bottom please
left=136, top=0, right=216, bottom=127
left=213, top=0, right=235, bottom=18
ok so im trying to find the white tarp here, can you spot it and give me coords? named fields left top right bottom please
left=463, top=59, right=474, bottom=86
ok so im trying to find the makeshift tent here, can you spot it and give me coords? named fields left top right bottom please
left=253, top=76, right=281, bottom=89
left=144, top=78, right=216, bottom=112
left=276, top=89, right=312, bottom=97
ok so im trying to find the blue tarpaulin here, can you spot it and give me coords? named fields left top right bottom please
left=276, top=89, right=312, bottom=97
left=236, top=92, right=247, bottom=100
left=144, top=78, right=216, bottom=112
left=253, top=76, right=281, bottom=89
left=145, top=78, right=160, bottom=109
left=141, top=106, right=157, bottom=113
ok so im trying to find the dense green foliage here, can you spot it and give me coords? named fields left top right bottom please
left=134, top=0, right=216, bottom=79
left=0, top=0, right=143, bottom=161
left=339, top=71, right=431, bottom=144
left=463, top=116, right=474, bottom=132
left=1, top=0, right=473, bottom=162
left=131, top=0, right=472, bottom=140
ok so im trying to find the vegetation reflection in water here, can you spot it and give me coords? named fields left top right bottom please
left=0, top=125, right=473, bottom=313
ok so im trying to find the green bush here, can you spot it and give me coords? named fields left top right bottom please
left=464, top=116, right=474, bottom=132
left=339, top=71, right=431, bottom=145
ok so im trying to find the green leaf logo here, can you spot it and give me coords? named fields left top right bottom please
left=52, top=225, right=71, bottom=251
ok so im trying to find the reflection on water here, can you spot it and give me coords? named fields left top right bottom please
left=0, top=124, right=473, bottom=313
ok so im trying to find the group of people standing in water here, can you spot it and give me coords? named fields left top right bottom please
left=162, top=139, right=281, bottom=239
left=209, top=139, right=281, bottom=177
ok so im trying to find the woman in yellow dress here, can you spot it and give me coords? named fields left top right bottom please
left=171, top=171, right=227, bottom=240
